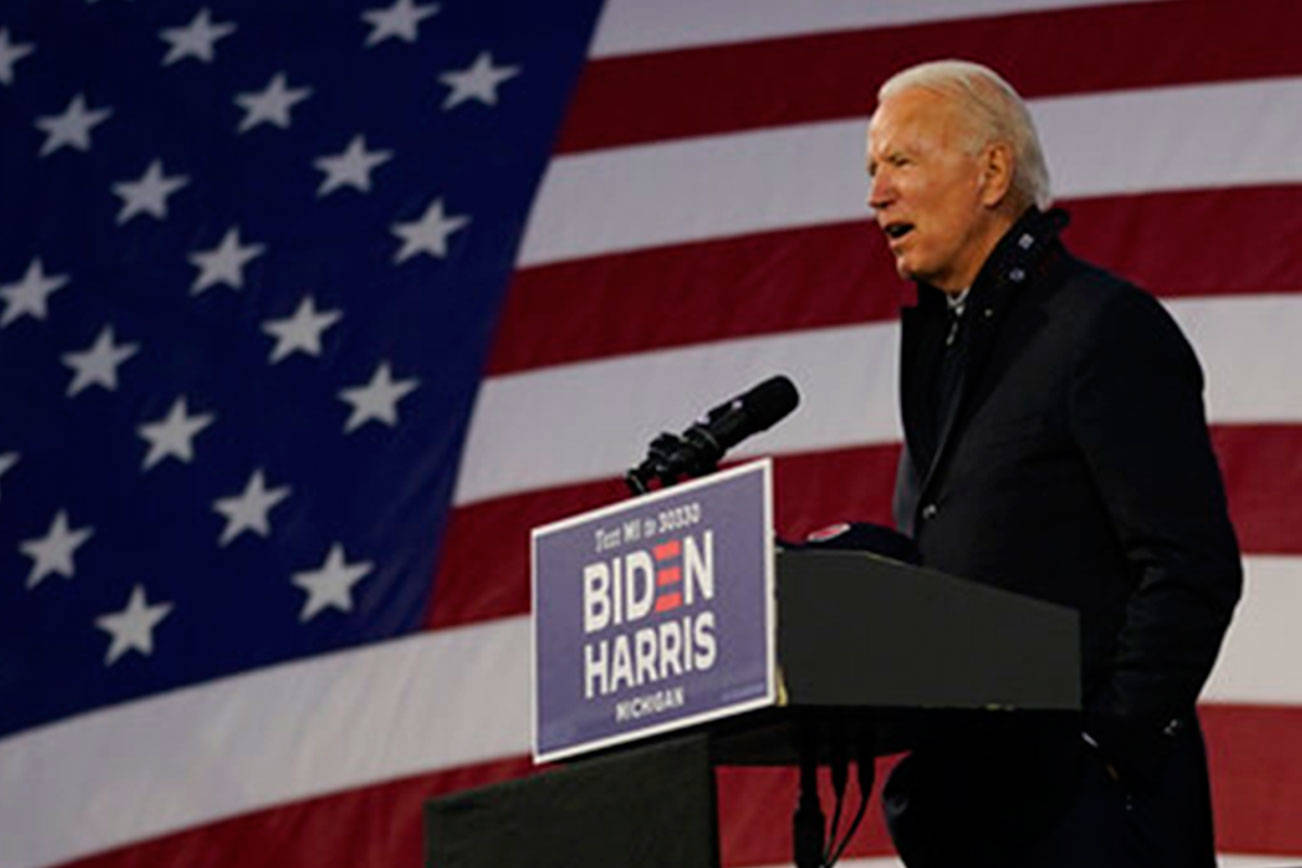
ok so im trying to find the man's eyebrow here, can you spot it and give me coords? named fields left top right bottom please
left=867, top=148, right=900, bottom=175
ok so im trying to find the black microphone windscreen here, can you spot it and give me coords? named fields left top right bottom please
left=706, top=375, right=801, bottom=453
left=743, top=375, right=800, bottom=431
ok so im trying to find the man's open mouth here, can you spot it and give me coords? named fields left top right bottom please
left=884, top=222, right=914, bottom=240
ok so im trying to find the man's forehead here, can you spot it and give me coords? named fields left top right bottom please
left=869, top=87, right=966, bottom=150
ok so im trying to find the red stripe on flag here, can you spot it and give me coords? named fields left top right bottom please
left=558, top=1, right=1302, bottom=153
left=51, top=705, right=1302, bottom=866
left=430, top=444, right=895, bottom=628
left=1213, top=424, right=1302, bottom=555
left=53, top=755, right=538, bottom=868
left=717, top=755, right=903, bottom=864
left=490, top=222, right=898, bottom=375
left=1203, top=703, right=1302, bottom=854
left=488, top=186, right=1302, bottom=374
left=429, top=476, right=628, bottom=628
left=431, top=426, right=1302, bottom=629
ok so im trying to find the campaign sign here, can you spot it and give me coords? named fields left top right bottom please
left=531, top=459, right=775, bottom=762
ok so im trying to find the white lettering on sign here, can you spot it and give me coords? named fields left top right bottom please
left=580, top=529, right=718, bottom=699
left=614, top=686, right=686, bottom=722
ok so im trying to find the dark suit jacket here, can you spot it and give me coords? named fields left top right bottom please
left=888, top=208, right=1241, bottom=863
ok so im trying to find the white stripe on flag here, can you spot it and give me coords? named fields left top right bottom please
left=1204, top=556, right=1302, bottom=705
left=457, top=322, right=899, bottom=504
left=455, top=294, right=1302, bottom=504
left=1, top=554, right=1293, bottom=868
left=589, top=0, right=1164, bottom=58
left=0, top=619, right=530, bottom=868
left=1170, top=293, right=1302, bottom=423
left=519, top=77, right=1302, bottom=266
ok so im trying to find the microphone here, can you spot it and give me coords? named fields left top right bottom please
left=626, top=375, right=800, bottom=494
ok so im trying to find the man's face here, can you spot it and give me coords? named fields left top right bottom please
left=866, top=87, right=995, bottom=292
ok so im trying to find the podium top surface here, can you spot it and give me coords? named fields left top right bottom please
left=694, top=548, right=1082, bottom=765
left=775, top=548, right=1080, bottom=712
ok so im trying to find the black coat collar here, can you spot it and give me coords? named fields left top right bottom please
left=909, top=206, right=1069, bottom=318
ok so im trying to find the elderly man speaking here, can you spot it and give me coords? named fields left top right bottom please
left=868, top=61, right=1242, bottom=867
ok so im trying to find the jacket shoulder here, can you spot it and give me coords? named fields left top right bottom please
left=1053, top=254, right=1143, bottom=309
left=1049, top=254, right=1181, bottom=334
left=1050, top=253, right=1203, bottom=385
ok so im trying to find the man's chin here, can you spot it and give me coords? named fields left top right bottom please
left=894, top=258, right=923, bottom=282
left=894, top=254, right=942, bottom=286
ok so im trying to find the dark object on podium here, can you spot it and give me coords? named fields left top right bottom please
left=425, top=735, right=718, bottom=868
left=714, top=548, right=1080, bottom=766
left=782, top=547, right=1076, bottom=708
left=426, top=549, right=1080, bottom=866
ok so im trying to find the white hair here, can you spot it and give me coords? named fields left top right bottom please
left=878, top=59, right=1052, bottom=210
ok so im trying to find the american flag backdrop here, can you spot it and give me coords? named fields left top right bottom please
left=1, top=0, right=1300, bottom=866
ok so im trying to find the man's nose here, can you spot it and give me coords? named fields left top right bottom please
left=868, top=172, right=893, bottom=212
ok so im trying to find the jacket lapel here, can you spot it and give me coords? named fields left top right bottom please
left=919, top=286, right=1006, bottom=497
left=915, top=209, right=1069, bottom=500
left=898, top=301, right=943, bottom=479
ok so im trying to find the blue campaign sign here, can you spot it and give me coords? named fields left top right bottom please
left=531, top=460, right=775, bottom=762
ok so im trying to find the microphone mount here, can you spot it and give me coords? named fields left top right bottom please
left=625, top=428, right=722, bottom=494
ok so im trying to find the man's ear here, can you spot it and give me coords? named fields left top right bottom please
left=978, top=142, right=1015, bottom=207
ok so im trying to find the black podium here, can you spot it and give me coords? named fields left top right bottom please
left=425, top=548, right=1079, bottom=867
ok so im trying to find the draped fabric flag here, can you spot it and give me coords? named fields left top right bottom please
left=2, top=1, right=1300, bottom=866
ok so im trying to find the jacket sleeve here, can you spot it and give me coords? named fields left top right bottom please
left=1067, top=287, right=1242, bottom=773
